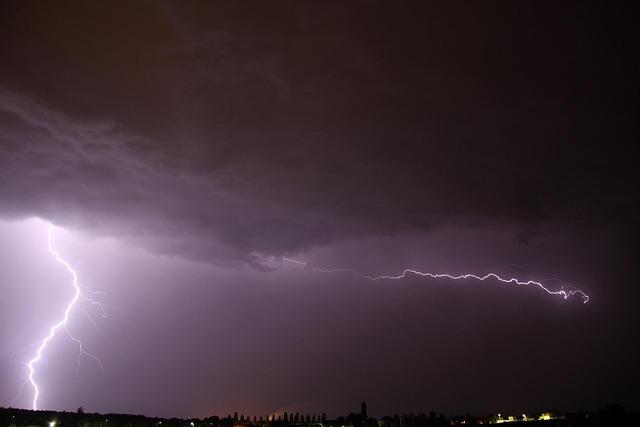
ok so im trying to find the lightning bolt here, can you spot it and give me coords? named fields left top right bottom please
left=282, top=258, right=589, bottom=303
left=25, top=225, right=103, bottom=410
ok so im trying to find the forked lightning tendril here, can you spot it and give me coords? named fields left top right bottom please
left=282, top=258, right=589, bottom=303
left=26, top=225, right=102, bottom=410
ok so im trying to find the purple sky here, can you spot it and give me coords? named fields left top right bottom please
left=1, top=1, right=638, bottom=419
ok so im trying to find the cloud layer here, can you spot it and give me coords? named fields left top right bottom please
left=0, top=2, right=637, bottom=267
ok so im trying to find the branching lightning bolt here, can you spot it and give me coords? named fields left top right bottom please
left=282, top=258, right=589, bottom=303
left=25, top=225, right=103, bottom=410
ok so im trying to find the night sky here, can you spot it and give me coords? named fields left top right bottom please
left=1, top=0, right=638, bottom=420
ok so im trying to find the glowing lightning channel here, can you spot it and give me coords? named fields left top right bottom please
left=26, top=225, right=88, bottom=410
left=282, top=258, right=589, bottom=304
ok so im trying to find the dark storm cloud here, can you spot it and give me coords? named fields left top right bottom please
left=2, top=1, right=640, bottom=418
left=0, top=1, right=637, bottom=267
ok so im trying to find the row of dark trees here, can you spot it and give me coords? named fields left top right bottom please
left=224, top=412, right=327, bottom=424
left=1, top=403, right=637, bottom=427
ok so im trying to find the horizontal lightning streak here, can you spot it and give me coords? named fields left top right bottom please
left=282, top=258, right=589, bottom=303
